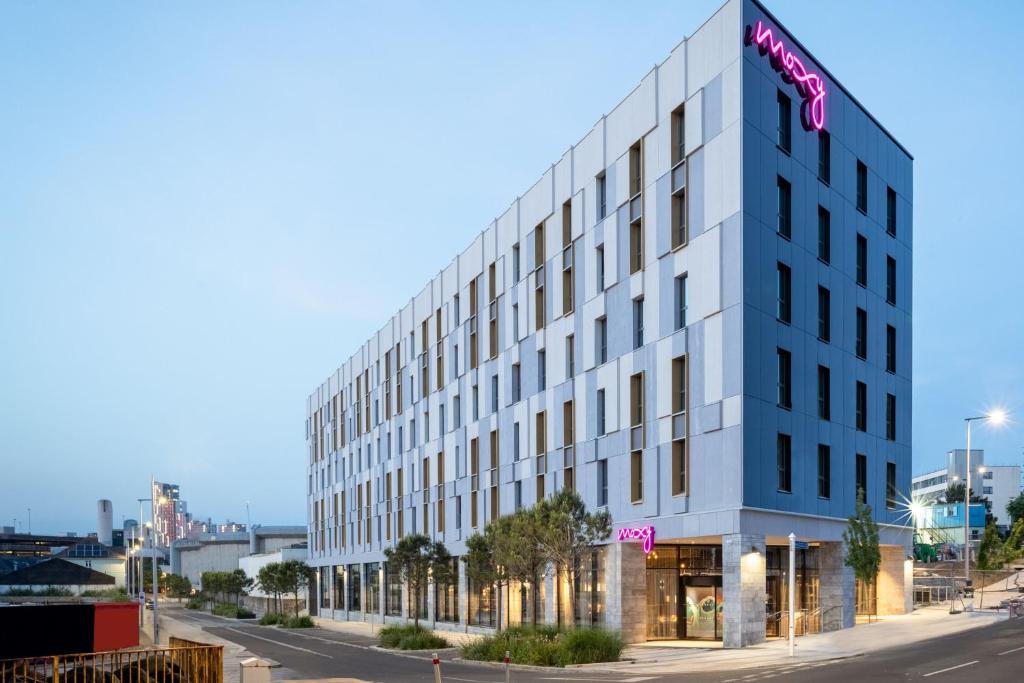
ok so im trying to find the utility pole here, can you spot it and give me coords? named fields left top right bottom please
left=26, top=508, right=31, bottom=534
left=151, top=475, right=160, bottom=644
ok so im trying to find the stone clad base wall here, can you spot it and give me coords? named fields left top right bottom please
left=604, top=542, right=646, bottom=643
left=877, top=545, right=912, bottom=615
left=722, top=533, right=766, bottom=648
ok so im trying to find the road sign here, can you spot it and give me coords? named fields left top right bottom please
left=794, top=541, right=809, bottom=550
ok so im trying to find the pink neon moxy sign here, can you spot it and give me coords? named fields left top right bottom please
left=617, top=525, right=655, bottom=554
left=745, top=20, right=826, bottom=131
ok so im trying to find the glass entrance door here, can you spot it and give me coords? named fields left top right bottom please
left=684, top=584, right=719, bottom=640
left=646, top=568, right=680, bottom=639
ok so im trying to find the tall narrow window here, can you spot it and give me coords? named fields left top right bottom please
left=856, top=308, right=867, bottom=359
left=777, top=433, right=792, bottom=493
left=596, top=389, right=606, bottom=437
left=629, top=221, right=643, bottom=273
left=817, top=206, right=831, bottom=263
left=818, top=444, right=831, bottom=499
left=597, top=459, right=608, bottom=507
left=886, top=393, right=896, bottom=441
left=596, top=173, right=607, bottom=220
left=886, top=325, right=897, bottom=373
left=886, top=187, right=897, bottom=236
left=856, top=453, right=867, bottom=501
left=490, top=374, right=498, bottom=413
left=538, top=350, right=546, bottom=391
left=674, top=274, right=688, bottom=331
left=453, top=395, right=461, bottom=428
left=856, top=160, right=868, bottom=213
left=777, top=348, right=792, bottom=409
left=856, top=381, right=867, bottom=432
left=630, top=372, right=645, bottom=503
left=777, top=176, right=792, bottom=239
left=672, top=190, right=688, bottom=249
left=818, top=130, right=830, bottom=184
left=565, top=335, right=575, bottom=377
left=629, top=140, right=642, bottom=198
left=886, top=256, right=896, bottom=305
left=632, top=297, right=644, bottom=349
left=817, top=286, right=831, bottom=342
left=777, top=90, right=792, bottom=153
left=472, top=385, right=479, bottom=421
left=818, top=364, right=831, bottom=420
left=596, top=244, right=605, bottom=291
left=671, top=104, right=686, bottom=166
left=514, top=480, right=522, bottom=511
left=512, top=303, right=519, bottom=341
left=671, top=355, right=688, bottom=496
left=512, top=363, right=521, bottom=402
left=856, top=234, right=868, bottom=287
left=886, top=462, right=897, bottom=509
left=777, top=262, right=792, bottom=324
left=512, top=243, right=521, bottom=282
left=513, top=422, right=520, bottom=462
left=595, top=317, right=608, bottom=364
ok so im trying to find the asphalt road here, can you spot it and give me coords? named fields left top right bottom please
left=167, top=607, right=1024, bottom=683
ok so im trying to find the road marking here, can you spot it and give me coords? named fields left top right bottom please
left=224, top=627, right=333, bottom=658
left=447, top=678, right=496, bottom=683
left=998, top=645, right=1024, bottom=656
left=539, top=678, right=655, bottom=682
left=923, top=660, right=978, bottom=677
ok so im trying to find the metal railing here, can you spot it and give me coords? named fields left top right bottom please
left=0, top=643, right=223, bottom=683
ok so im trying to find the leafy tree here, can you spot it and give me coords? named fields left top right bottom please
left=536, top=489, right=612, bottom=622
left=278, top=560, right=316, bottom=618
left=503, top=507, right=549, bottom=626
left=165, top=574, right=193, bottom=599
left=1005, top=517, right=1024, bottom=562
left=257, top=563, right=287, bottom=614
left=943, top=482, right=985, bottom=504
left=384, top=533, right=453, bottom=627
left=977, top=521, right=1005, bottom=570
left=843, top=494, right=881, bottom=614
left=1007, top=494, right=1024, bottom=525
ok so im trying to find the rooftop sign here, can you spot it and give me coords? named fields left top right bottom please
left=745, top=20, right=826, bottom=131
left=617, top=525, right=655, bottom=554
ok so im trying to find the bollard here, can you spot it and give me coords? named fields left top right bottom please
left=432, top=652, right=442, bottom=683
left=504, top=650, right=511, bottom=683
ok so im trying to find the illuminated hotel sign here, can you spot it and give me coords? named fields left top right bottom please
left=617, top=525, right=655, bottom=554
left=745, top=20, right=826, bottom=131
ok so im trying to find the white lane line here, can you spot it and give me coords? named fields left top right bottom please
left=447, top=678, right=497, bottom=683
left=539, top=679, right=655, bottom=682
left=224, top=627, right=333, bottom=658
left=998, top=645, right=1024, bottom=656
left=923, top=660, right=978, bottom=677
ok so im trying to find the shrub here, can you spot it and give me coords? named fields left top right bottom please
left=259, top=612, right=284, bottom=625
left=378, top=624, right=449, bottom=650
left=282, top=615, right=315, bottom=628
left=81, top=588, right=130, bottom=601
left=212, top=604, right=239, bottom=618
left=461, top=626, right=623, bottom=666
left=237, top=606, right=256, bottom=619
left=185, top=597, right=204, bottom=610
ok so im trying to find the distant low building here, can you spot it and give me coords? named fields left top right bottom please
left=0, top=558, right=115, bottom=596
left=912, top=449, right=1021, bottom=532
left=59, top=543, right=127, bottom=588
left=170, top=525, right=305, bottom=587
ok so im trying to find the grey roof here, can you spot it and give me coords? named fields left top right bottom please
left=0, top=558, right=115, bottom=586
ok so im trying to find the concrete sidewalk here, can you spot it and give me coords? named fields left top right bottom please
left=580, top=605, right=1010, bottom=673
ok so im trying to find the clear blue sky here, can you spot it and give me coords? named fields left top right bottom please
left=2, top=1, right=1022, bottom=534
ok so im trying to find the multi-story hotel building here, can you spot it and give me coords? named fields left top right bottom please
left=305, top=0, right=913, bottom=646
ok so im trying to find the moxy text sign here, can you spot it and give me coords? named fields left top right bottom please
left=617, top=526, right=655, bottom=554
left=745, top=20, right=826, bottom=131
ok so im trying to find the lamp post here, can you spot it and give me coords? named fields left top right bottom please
left=962, top=410, right=1006, bottom=610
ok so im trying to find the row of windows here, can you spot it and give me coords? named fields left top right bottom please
left=776, top=435, right=898, bottom=509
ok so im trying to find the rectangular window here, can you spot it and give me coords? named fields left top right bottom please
left=596, top=173, right=607, bottom=221
left=777, top=433, right=792, bottom=493
left=818, top=444, right=831, bottom=499
left=629, top=140, right=642, bottom=197
left=490, top=374, right=498, bottom=413
left=777, top=262, right=792, bottom=324
left=671, top=104, right=686, bottom=166
left=453, top=395, right=461, bottom=428
left=472, top=385, right=479, bottom=421
left=672, top=190, right=688, bottom=250
left=514, top=480, right=522, bottom=510
left=595, top=245, right=605, bottom=293
left=674, top=274, right=688, bottom=330
left=453, top=295, right=460, bottom=326
left=777, top=176, right=792, bottom=239
left=818, top=130, right=830, bottom=183
left=566, top=334, right=575, bottom=377
left=596, top=389, right=606, bottom=436
left=513, top=422, right=520, bottom=462
left=632, top=297, right=644, bottom=349
left=671, top=355, right=688, bottom=496
left=777, top=90, right=791, bottom=153
left=856, top=160, right=868, bottom=213
left=886, top=186, right=897, bottom=236
left=818, top=206, right=831, bottom=263
left=856, top=233, right=868, bottom=287
left=630, top=451, right=643, bottom=503
left=818, top=365, right=831, bottom=420
left=596, top=317, right=608, bottom=364
left=856, top=307, right=867, bottom=359
left=512, top=363, right=521, bottom=402
left=886, top=462, right=897, bottom=509
left=886, top=256, right=896, bottom=305
left=630, top=372, right=644, bottom=503
left=597, top=459, right=608, bottom=506
left=886, top=393, right=896, bottom=441
left=856, top=381, right=867, bottom=432
left=886, top=325, right=896, bottom=373
left=535, top=411, right=546, bottom=455
left=817, top=286, right=831, bottom=342
left=538, top=350, right=546, bottom=391
left=629, top=222, right=643, bottom=273
left=512, top=243, right=521, bottom=282
left=512, top=303, right=519, bottom=341
left=856, top=453, right=867, bottom=501
left=777, top=348, right=792, bottom=409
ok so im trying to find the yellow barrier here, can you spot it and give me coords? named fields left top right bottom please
left=0, top=643, right=223, bottom=683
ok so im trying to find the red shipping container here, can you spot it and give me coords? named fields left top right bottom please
left=93, top=602, right=139, bottom=651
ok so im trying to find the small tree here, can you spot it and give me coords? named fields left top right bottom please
left=843, top=494, right=881, bottom=614
left=257, top=563, right=287, bottom=614
left=503, top=507, right=549, bottom=626
left=224, top=569, right=254, bottom=608
left=1007, top=494, right=1024, bottom=526
left=977, top=521, right=1005, bottom=570
left=277, top=560, right=316, bottom=618
left=384, top=533, right=452, bottom=627
left=165, top=574, right=193, bottom=600
left=536, top=489, right=612, bottom=624
left=1005, top=517, right=1024, bottom=562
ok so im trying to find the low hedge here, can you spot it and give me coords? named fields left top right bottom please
left=461, top=626, right=624, bottom=666
left=259, top=612, right=284, bottom=625
left=378, top=624, right=450, bottom=650
left=282, top=615, right=315, bottom=628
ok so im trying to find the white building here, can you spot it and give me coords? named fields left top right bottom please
left=912, top=449, right=1022, bottom=533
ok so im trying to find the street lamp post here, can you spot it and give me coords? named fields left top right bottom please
left=962, top=410, right=1006, bottom=610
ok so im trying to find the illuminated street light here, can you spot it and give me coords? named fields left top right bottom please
left=961, top=409, right=1009, bottom=610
